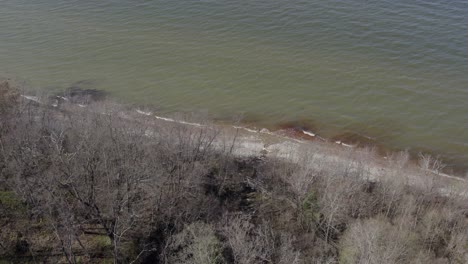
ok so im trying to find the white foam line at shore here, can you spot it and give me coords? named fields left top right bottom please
left=153, top=114, right=204, bottom=127
left=177, top=120, right=204, bottom=127
left=135, top=110, right=203, bottom=127
left=16, top=93, right=363, bottom=149
left=335, top=141, right=354, bottom=148
left=136, top=109, right=152, bottom=116
left=428, top=170, right=467, bottom=182
left=233, top=126, right=258, bottom=133
left=302, top=130, right=316, bottom=137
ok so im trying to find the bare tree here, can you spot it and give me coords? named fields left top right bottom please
left=339, top=217, right=415, bottom=264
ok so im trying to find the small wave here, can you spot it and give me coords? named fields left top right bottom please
left=233, top=126, right=258, bottom=133
left=335, top=141, right=354, bottom=148
left=136, top=109, right=152, bottom=116
left=154, top=114, right=204, bottom=127
left=302, top=130, right=316, bottom=137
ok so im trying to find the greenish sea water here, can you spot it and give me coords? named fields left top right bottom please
left=1, top=0, right=467, bottom=174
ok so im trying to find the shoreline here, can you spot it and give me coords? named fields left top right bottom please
left=20, top=91, right=467, bottom=183
left=205, top=113, right=467, bottom=179
left=7, top=75, right=466, bottom=178
left=229, top=118, right=468, bottom=178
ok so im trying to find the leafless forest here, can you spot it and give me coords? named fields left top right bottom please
left=0, top=81, right=467, bottom=263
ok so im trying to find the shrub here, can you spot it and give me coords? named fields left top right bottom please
left=339, top=217, right=417, bottom=264
left=0, top=191, right=26, bottom=216
left=0, top=81, right=19, bottom=115
left=166, top=222, right=223, bottom=264
left=221, top=215, right=301, bottom=264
